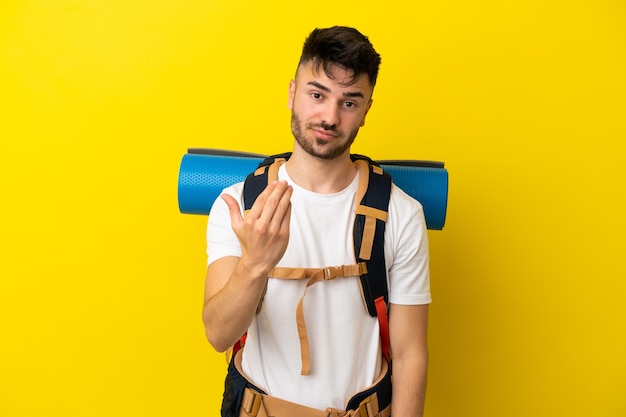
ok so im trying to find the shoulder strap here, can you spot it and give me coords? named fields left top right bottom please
left=350, top=154, right=392, bottom=316
left=351, top=155, right=392, bottom=363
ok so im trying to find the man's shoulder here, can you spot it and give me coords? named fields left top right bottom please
left=208, top=181, right=245, bottom=217
left=389, top=182, right=424, bottom=213
left=221, top=181, right=245, bottom=197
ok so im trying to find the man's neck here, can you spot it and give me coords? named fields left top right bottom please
left=284, top=147, right=357, bottom=194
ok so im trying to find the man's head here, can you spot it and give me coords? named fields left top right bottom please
left=288, top=27, right=381, bottom=161
left=296, top=26, right=381, bottom=88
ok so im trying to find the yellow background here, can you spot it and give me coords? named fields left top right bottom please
left=1, top=1, right=625, bottom=416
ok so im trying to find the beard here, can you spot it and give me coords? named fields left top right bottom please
left=291, top=111, right=360, bottom=160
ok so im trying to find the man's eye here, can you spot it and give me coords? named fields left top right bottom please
left=344, top=101, right=356, bottom=108
left=311, top=92, right=322, bottom=99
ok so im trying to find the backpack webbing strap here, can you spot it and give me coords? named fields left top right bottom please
left=354, top=160, right=388, bottom=261
left=270, top=265, right=366, bottom=280
left=270, top=264, right=367, bottom=375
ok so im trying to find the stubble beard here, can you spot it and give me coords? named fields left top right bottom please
left=291, top=111, right=359, bottom=160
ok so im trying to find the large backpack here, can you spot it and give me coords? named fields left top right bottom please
left=221, top=152, right=395, bottom=417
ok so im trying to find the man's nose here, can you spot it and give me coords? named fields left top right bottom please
left=320, top=101, right=340, bottom=127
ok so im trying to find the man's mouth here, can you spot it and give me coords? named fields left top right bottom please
left=312, top=128, right=338, bottom=140
left=310, top=124, right=339, bottom=140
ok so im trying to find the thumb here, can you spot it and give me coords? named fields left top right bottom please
left=221, top=193, right=244, bottom=227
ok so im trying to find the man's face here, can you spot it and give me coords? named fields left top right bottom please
left=288, top=61, right=374, bottom=160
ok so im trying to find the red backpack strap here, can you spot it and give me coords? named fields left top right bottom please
left=375, top=296, right=391, bottom=363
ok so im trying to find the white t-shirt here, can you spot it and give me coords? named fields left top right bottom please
left=207, top=164, right=431, bottom=410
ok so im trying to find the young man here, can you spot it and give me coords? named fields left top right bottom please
left=203, top=26, right=430, bottom=417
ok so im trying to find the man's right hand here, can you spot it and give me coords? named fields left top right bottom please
left=221, top=180, right=293, bottom=280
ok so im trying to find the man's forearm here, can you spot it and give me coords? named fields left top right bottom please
left=203, top=259, right=269, bottom=352
left=391, top=353, right=428, bottom=417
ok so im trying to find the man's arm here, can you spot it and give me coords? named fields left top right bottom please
left=202, top=180, right=292, bottom=352
left=389, top=303, right=429, bottom=417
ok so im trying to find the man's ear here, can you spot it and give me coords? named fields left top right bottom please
left=288, top=80, right=296, bottom=110
left=360, top=99, right=373, bottom=127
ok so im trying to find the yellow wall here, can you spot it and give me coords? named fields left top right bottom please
left=1, top=1, right=625, bottom=416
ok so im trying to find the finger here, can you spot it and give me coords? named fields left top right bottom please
left=272, top=184, right=293, bottom=227
left=279, top=196, right=292, bottom=233
left=246, top=180, right=279, bottom=219
left=221, top=193, right=243, bottom=228
left=260, top=185, right=292, bottom=241
left=249, top=181, right=291, bottom=225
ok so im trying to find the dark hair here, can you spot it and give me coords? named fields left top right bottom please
left=297, top=26, right=381, bottom=87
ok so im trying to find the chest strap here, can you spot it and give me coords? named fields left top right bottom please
left=269, top=264, right=367, bottom=375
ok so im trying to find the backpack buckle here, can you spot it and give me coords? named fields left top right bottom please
left=322, top=264, right=367, bottom=281
left=241, top=388, right=263, bottom=416
left=324, top=266, right=343, bottom=280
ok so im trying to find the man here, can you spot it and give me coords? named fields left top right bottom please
left=203, top=26, right=430, bottom=417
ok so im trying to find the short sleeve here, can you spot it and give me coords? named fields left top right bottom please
left=385, top=184, right=432, bottom=305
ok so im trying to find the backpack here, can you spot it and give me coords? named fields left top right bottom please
left=234, top=152, right=393, bottom=375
